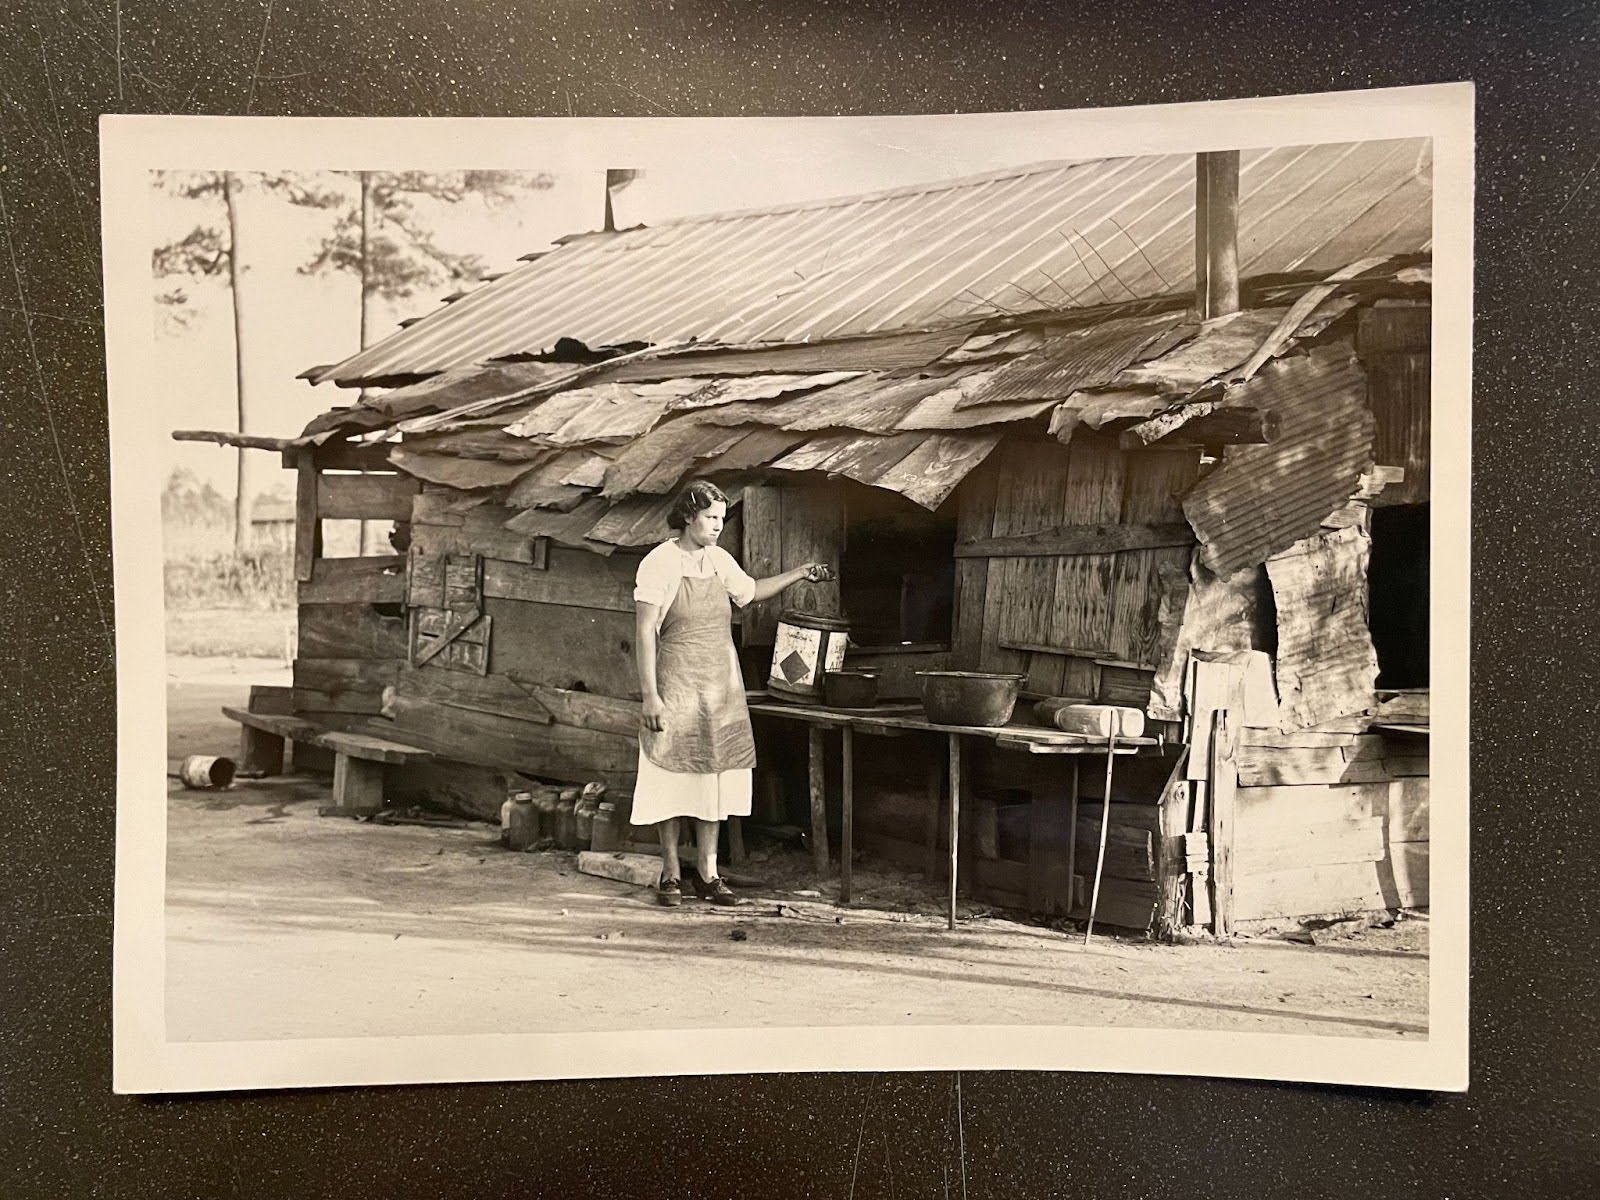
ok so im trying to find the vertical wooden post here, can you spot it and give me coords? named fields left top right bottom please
left=1208, top=707, right=1239, bottom=936
left=807, top=724, right=830, bottom=875
left=947, top=733, right=962, bottom=930
left=1084, top=735, right=1118, bottom=945
left=1154, top=753, right=1193, bottom=941
left=294, top=455, right=319, bottom=583
left=840, top=725, right=854, bottom=904
left=1195, top=150, right=1241, bottom=320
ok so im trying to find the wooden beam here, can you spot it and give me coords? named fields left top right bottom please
left=294, top=458, right=319, bottom=582
left=173, top=429, right=297, bottom=452
left=954, top=521, right=1194, bottom=558
left=1119, top=406, right=1277, bottom=450
left=1195, top=150, right=1240, bottom=320
left=1208, top=706, right=1240, bottom=937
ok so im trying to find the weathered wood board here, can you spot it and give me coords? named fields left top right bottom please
left=297, top=556, right=407, bottom=604
left=483, top=598, right=641, bottom=699
left=297, top=602, right=408, bottom=660
left=1232, top=840, right=1429, bottom=920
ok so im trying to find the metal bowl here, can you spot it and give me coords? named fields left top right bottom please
left=824, top=670, right=880, bottom=709
left=915, top=671, right=1025, bottom=727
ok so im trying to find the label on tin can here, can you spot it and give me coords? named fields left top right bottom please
left=769, top=622, right=847, bottom=696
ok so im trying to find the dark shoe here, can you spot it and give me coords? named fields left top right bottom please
left=698, top=876, right=745, bottom=907
left=657, top=878, right=682, bottom=907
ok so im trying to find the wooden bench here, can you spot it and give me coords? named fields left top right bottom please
left=221, top=707, right=433, bottom=816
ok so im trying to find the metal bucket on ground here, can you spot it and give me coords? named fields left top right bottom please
left=768, top=611, right=850, bottom=703
left=178, top=755, right=236, bottom=790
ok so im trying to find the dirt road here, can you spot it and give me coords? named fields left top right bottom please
left=164, top=660, right=1429, bottom=1044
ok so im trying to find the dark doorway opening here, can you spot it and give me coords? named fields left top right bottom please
left=840, top=484, right=957, bottom=648
left=1368, top=503, right=1429, bottom=688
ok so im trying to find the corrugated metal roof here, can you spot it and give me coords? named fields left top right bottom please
left=1182, top=344, right=1375, bottom=575
left=955, top=312, right=1185, bottom=407
left=312, top=138, right=1432, bottom=386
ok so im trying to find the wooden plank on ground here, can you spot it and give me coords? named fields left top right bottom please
left=298, top=556, right=406, bottom=604
left=316, top=472, right=420, bottom=521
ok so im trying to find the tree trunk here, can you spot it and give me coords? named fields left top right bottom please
left=222, top=172, right=251, bottom=553
left=357, top=171, right=375, bottom=556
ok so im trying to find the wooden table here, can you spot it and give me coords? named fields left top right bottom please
left=747, top=699, right=1153, bottom=930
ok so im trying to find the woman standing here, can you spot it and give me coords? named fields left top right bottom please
left=632, top=479, right=829, bottom=907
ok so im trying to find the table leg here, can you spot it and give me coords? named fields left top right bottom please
left=1064, top=760, right=1080, bottom=911
left=947, top=733, right=962, bottom=931
left=808, top=724, right=830, bottom=875
left=841, top=725, right=854, bottom=905
left=1084, top=736, right=1119, bottom=946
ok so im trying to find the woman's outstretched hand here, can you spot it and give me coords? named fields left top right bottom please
left=642, top=692, right=666, bottom=732
left=802, top=562, right=835, bottom=583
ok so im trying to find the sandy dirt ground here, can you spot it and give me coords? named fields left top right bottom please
left=164, top=657, right=1430, bottom=1044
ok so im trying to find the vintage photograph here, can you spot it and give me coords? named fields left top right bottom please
left=106, top=87, right=1471, bottom=1093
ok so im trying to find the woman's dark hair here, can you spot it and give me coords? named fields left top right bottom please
left=667, top=479, right=730, bottom=530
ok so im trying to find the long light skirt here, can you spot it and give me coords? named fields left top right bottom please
left=629, top=749, right=753, bottom=825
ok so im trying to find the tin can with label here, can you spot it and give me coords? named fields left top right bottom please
left=768, top=611, right=851, bottom=703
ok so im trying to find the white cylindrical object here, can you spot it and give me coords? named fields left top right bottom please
left=1033, top=700, right=1145, bottom=739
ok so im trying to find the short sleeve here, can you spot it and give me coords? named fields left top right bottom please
left=712, top=547, right=757, bottom=608
left=633, top=544, right=679, bottom=608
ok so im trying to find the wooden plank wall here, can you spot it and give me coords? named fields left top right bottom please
left=740, top=482, right=844, bottom=645
left=1228, top=731, right=1429, bottom=923
left=953, top=434, right=1198, bottom=709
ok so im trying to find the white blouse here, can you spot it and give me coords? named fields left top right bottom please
left=633, top=540, right=756, bottom=631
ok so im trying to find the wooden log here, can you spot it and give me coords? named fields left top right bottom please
left=954, top=522, right=1194, bottom=558
left=297, top=603, right=408, bottom=660
left=808, top=725, right=830, bottom=875
left=294, top=458, right=319, bottom=583
left=316, top=472, right=420, bottom=521
left=298, top=556, right=406, bottom=604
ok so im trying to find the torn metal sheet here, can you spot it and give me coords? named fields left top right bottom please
left=769, top=429, right=1001, bottom=510
left=1047, top=388, right=1171, bottom=443
left=312, top=138, right=1432, bottom=386
left=600, top=419, right=750, bottom=498
left=1266, top=526, right=1380, bottom=730
left=893, top=371, right=1056, bottom=430
left=954, top=312, right=1184, bottom=408
left=1182, top=344, right=1375, bottom=576
left=363, top=361, right=576, bottom=420
left=1114, top=308, right=1291, bottom=392
left=1227, top=257, right=1393, bottom=384
left=401, top=427, right=553, bottom=461
left=503, top=496, right=610, bottom=546
left=503, top=380, right=697, bottom=444
left=504, top=479, right=594, bottom=512
left=389, top=446, right=543, bottom=490
left=558, top=450, right=617, bottom=488
left=693, top=426, right=809, bottom=477
left=663, top=371, right=864, bottom=413
left=586, top=491, right=681, bottom=547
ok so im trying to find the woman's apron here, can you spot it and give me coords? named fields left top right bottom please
left=632, top=573, right=755, bottom=823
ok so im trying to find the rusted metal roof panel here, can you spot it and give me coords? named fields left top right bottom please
left=312, top=138, right=1432, bottom=386
left=1266, top=526, right=1380, bottom=730
left=387, top=446, right=544, bottom=491
left=1115, top=308, right=1293, bottom=392
left=603, top=326, right=973, bottom=381
left=1182, top=344, right=1375, bottom=576
left=599, top=419, right=750, bottom=497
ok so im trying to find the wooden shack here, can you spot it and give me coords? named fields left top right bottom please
left=189, top=139, right=1436, bottom=936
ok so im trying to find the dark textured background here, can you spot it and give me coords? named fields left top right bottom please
left=1, top=1, right=1596, bottom=1196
